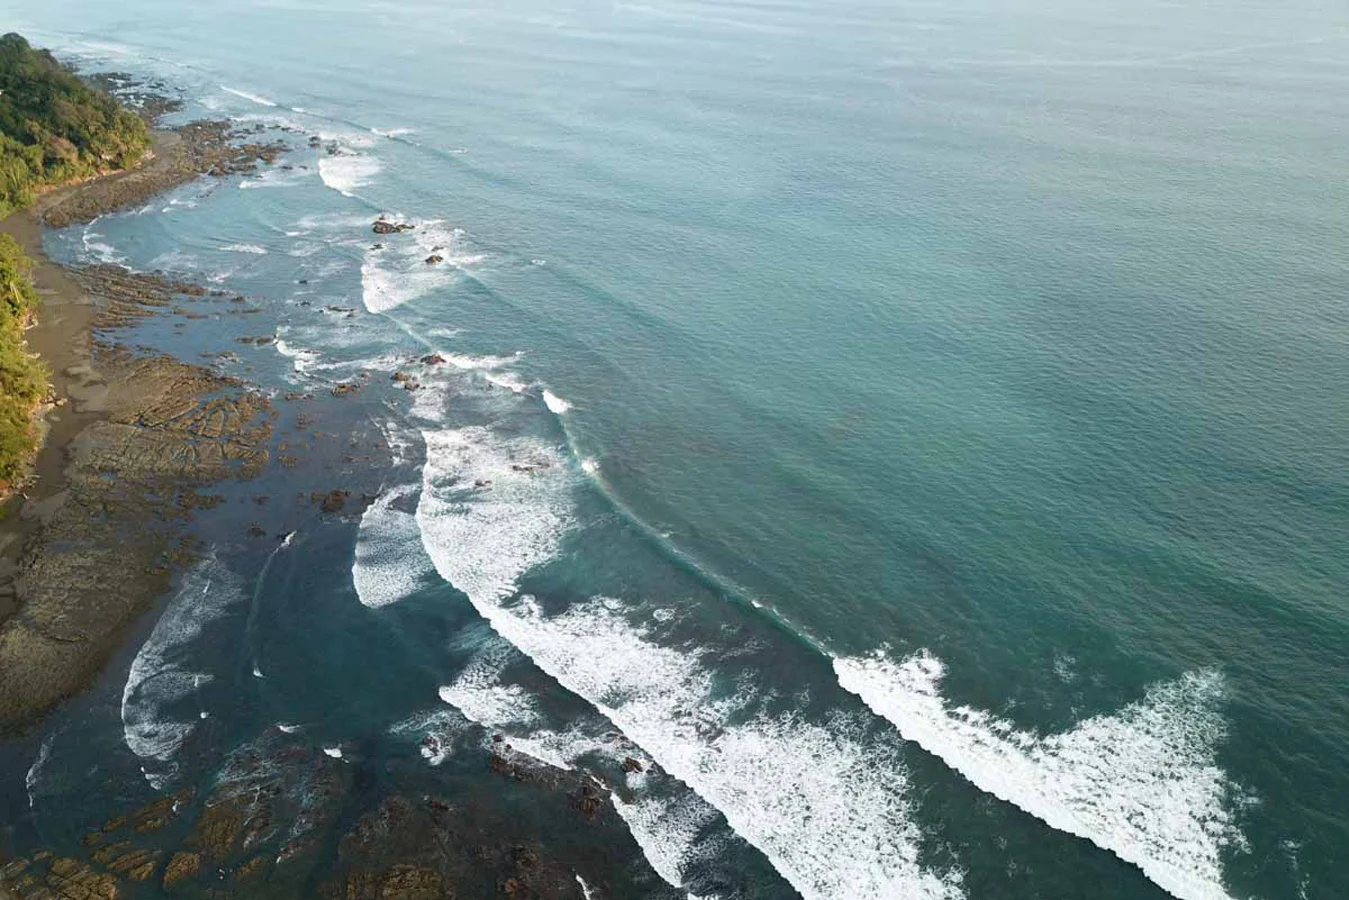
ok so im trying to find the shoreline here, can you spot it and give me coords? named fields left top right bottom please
left=0, top=118, right=289, bottom=733
left=0, top=122, right=659, bottom=900
left=0, top=210, right=101, bottom=577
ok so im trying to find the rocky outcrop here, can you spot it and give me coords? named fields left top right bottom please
left=160, top=853, right=198, bottom=889
left=0, top=273, right=275, bottom=730
left=37, top=121, right=290, bottom=230
left=372, top=218, right=415, bottom=235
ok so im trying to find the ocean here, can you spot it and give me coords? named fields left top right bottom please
left=1, top=1, right=1346, bottom=898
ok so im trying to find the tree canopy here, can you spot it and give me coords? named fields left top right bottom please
left=0, top=233, right=47, bottom=487
left=0, top=32, right=150, bottom=213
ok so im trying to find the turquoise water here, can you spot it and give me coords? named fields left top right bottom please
left=3, top=1, right=1347, bottom=898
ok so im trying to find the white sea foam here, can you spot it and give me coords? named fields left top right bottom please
left=319, top=153, right=382, bottom=198
left=148, top=249, right=199, bottom=271
left=414, top=418, right=957, bottom=896
left=81, top=228, right=125, bottom=264
left=220, top=85, right=278, bottom=107
left=486, top=371, right=530, bottom=394
left=388, top=706, right=474, bottom=766
left=423, top=594, right=960, bottom=900
left=542, top=390, right=572, bottom=414
left=286, top=241, right=323, bottom=257
left=438, top=637, right=729, bottom=886
left=442, top=351, right=519, bottom=372
left=371, top=126, right=416, bottom=138
left=25, top=735, right=53, bottom=810
left=121, top=557, right=242, bottom=788
left=438, top=642, right=588, bottom=768
left=359, top=218, right=483, bottom=314
left=221, top=242, right=268, bottom=255
left=834, top=650, right=1242, bottom=900
left=353, top=482, right=437, bottom=609
left=274, top=339, right=320, bottom=375
left=277, top=723, right=302, bottom=734
left=438, top=640, right=543, bottom=726
left=611, top=789, right=720, bottom=890
left=416, top=426, right=574, bottom=604
left=574, top=875, right=595, bottom=900
left=323, top=746, right=343, bottom=759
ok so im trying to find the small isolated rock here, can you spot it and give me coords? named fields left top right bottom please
left=316, top=490, right=350, bottom=513
left=420, top=353, right=445, bottom=365
left=622, top=756, right=644, bottom=774
left=331, top=382, right=360, bottom=397
left=163, top=852, right=200, bottom=889
left=247, top=524, right=267, bottom=538
left=392, top=371, right=413, bottom=384
left=372, top=217, right=415, bottom=235
left=424, top=254, right=443, bottom=265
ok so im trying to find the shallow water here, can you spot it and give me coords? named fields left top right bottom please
left=2, top=1, right=1347, bottom=898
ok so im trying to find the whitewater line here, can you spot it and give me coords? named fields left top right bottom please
left=835, top=650, right=1243, bottom=900
left=414, top=432, right=962, bottom=900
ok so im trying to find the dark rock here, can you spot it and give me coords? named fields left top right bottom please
left=622, top=756, right=644, bottom=774
left=424, top=255, right=443, bottom=265
left=317, top=490, right=350, bottom=513
left=420, top=354, right=445, bottom=365
left=372, top=218, right=415, bottom=235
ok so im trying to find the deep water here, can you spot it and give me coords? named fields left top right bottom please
left=0, top=1, right=1346, bottom=899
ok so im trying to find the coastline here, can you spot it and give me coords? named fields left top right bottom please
left=0, top=89, right=673, bottom=898
left=0, top=118, right=287, bottom=733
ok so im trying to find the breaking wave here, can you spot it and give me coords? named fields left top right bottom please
left=423, top=593, right=962, bottom=900
left=435, top=638, right=738, bottom=895
left=360, top=218, right=483, bottom=314
left=318, top=153, right=382, bottom=198
left=834, top=650, right=1243, bottom=900
left=353, top=483, right=437, bottom=609
left=220, top=85, right=278, bottom=107
left=542, top=390, right=572, bottom=414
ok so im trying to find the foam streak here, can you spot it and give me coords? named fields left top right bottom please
left=834, top=651, right=1242, bottom=900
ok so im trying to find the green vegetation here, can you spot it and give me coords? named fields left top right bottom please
left=0, top=32, right=149, bottom=214
left=0, top=234, right=46, bottom=487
